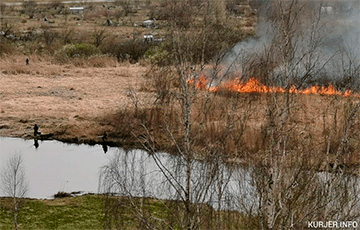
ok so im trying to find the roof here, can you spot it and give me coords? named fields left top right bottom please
left=69, top=7, right=84, bottom=10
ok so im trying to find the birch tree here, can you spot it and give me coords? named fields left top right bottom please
left=1, top=154, right=28, bottom=230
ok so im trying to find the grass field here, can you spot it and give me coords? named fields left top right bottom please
left=0, top=195, right=104, bottom=230
left=0, top=55, right=152, bottom=145
left=0, top=195, right=250, bottom=229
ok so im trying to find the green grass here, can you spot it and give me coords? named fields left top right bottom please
left=0, top=195, right=104, bottom=230
left=0, top=195, right=254, bottom=229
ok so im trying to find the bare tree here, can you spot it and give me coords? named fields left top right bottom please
left=99, top=1, right=252, bottom=229
left=1, top=154, right=28, bottom=230
left=42, top=26, right=58, bottom=49
left=100, top=0, right=360, bottom=229
left=228, top=1, right=360, bottom=229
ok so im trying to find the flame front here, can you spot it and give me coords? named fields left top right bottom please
left=189, top=77, right=358, bottom=98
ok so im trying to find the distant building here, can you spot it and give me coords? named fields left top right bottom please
left=143, top=34, right=154, bottom=43
left=321, top=6, right=334, bottom=14
left=69, top=6, right=85, bottom=13
left=142, top=20, right=157, bottom=28
left=143, top=34, right=164, bottom=44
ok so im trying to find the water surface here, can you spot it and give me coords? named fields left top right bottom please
left=1, top=137, right=358, bottom=216
left=0, top=137, right=113, bottom=198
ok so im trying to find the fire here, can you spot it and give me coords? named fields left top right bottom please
left=189, top=76, right=358, bottom=98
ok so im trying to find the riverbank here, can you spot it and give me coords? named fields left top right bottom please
left=0, top=194, right=249, bottom=229
left=0, top=195, right=104, bottom=229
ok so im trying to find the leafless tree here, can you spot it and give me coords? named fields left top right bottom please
left=1, top=154, right=28, bottom=230
left=227, top=1, right=360, bottom=229
left=100, top=0, right=360, bottom=229
left=99, top=1, right=253, bottom=229
left=42, top=26, right=58, bottom=48
left=92, top=28, right=107, bottom=48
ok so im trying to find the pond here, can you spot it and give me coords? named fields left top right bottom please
left=0, top=137, right=117, bottom=199
left=0, top=136, right=359, bottom=216
left=0, top=137, right=255, bottom=210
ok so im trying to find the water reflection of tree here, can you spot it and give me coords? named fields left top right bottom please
left=99, top=149, right=239, bottom=229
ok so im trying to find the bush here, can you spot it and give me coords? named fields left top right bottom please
left=0, top=3, right=5, bottom=14
left=144, top=45, right=171, bottom=66
left=54, top=191, right=72, bottom=198
left=148, top=1, right=194, bottom=28
left=0, top=39, right=16, bottom=55
left=102, top=39, right=151, bottom=63
left=62, top=43, right=100, bottom=57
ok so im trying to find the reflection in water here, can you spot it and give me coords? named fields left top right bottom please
left=0, top=137, right=114, bottom=199
left=99, top=149, right=257, bottom=211
left=102, top=143, right=108, bottom=153
left=33, top=139, right=39, bottom=149
left=101, top=132, right=108, bottom=153
left=1, top=137, right=359, bottom=224
left=99, top=148, right=360, bottom=222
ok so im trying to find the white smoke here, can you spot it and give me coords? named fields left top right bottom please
left=223, top=0, right=360, bottom=89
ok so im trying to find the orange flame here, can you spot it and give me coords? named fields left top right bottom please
left=189, top=77, right=359, bottom=98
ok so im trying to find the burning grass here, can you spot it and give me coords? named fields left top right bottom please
left=105, top=89, right=360, bottom=173
left=189, top=76, right=357, bottom=98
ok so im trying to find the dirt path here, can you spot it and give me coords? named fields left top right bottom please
left=0, top=55, right=152, bottom=144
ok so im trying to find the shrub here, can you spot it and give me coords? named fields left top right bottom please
left=62, top=43, right=100, bottom=57
left=114, top=0, right=136, bottom=16
left=0, top=3, right=5, bottom=14
left=144, top=45, right=171, bottom=66
left=42, top=28, right=58, bottom=48
left=102, top=39, right=151, bottom=63
left=54, top=191, right=72, bottom=198
left=0, top=39, right=16, bottom=55
left=148, top=1, right=194, bottom=28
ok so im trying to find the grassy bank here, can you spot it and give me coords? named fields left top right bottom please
left=0, top=195, right=104, bottom=230
left=0, top=195, right=250, bottom=229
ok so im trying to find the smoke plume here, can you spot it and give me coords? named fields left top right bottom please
left=223, top=0, right=360, bottom=89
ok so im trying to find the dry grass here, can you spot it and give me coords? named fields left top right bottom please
left=0, top=1, right=358, bottom=173
left=0, top=54, right=359, bottom=174
left=105, top=79, right=360, bottom=173
left=0, top=54, right=153, bottom=142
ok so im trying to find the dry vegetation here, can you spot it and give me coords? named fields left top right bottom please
left=107, top=78, right=360, bottom=172
left=1, top=0, right=360, bottom=228
left=0, top=0, right=359, bottom=168
left=0, top=0, right=255, bottom=145
left=0, top=55, right=152, bottom=144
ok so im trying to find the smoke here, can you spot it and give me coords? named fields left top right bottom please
left=222, top=0, right=360, bottom=89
